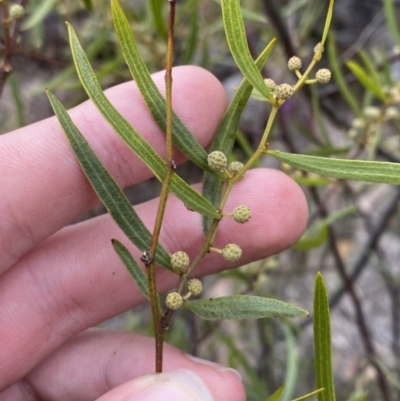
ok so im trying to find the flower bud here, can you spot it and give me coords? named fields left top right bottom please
left=228, top=161, right=244, bottom=175
left=264, top=78, right=276, bottom=91
left=315, top=69, right=331, bottom=84
left=9, top=4, right=24, bottom=19
left=171, top=251, right=189, bottom=273
left=275, top=83, right=294, bottom=100
left=222, top=244, right=242, bottom=262
left=288, top=56, right=302, bottom=71
left=165, top=292, right=183, bottom=310
left=187, top=279, right=202, bottom=296
left=232, top=205, right=251, bottom=224
left=363, top=106, right=380, bottom=120
left=207, top=151, right=227, bottom=172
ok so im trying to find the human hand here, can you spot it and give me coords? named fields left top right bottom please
left=0, top=66, right=308, bottom=400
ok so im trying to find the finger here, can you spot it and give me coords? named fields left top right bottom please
left=0, top=168, right=308, bottom=389
left=0, top=329, right=244, bottom=401
left=0, top=65, right=227, bottom=273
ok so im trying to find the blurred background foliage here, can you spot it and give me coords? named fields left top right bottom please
left=2, top=1, right=400, bottom=400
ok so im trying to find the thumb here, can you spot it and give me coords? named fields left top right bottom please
left=95, top=368, right=243, bottom=401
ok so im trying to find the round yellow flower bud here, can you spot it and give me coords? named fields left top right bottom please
left=275, top=83, right=294, bottom=100
left=207, top=151, right=227, bottom=172
left=264, top=78, right=276, bottom=91
left=9, top=4, right=24, bottom=19
left=171, top=251, right=189, bottom=273
left=228, top=161, right=244, bottom=175
left=232, top=205, right=251, bottom=224
left=315, top=69, right=332, bottom=84
left=187, top=279, right=202, bottom=296
left=288, top=56, right=302, bottom=71
left=165, top=292, right=183, bottom=310
left=222, top=244, right=242, bottom=262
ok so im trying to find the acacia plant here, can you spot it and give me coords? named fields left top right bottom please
left=45, top=0, right=400, bottom=400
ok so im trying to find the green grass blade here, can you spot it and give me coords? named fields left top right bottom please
left=221, top=0, right=273, bottom=102
left=202, top=39, right=276, bottom=234
left=8, top=74, right=25, bottom=128
left=268, top=150, right=400, bottom=185
left=183, top=0, right=200, bottom=64
left=67, top=23, right=220, bottom=219
left=111, top=0, right=209, bottom=171
left=21, top=0, right=57, bottom=31
left=148, top=0, right=167, bottom=40
left=46, top=90, right=172, bottom=270
left=346, top=60, right=385, bottom=101
left=281, top=323, right=299, bottom=401
left=265, top=385, right=285, bottom=401
left=112, top=239, right=163, bottom=312
left=383, top=0, right=400, bottom=46
left=314, top=272, right=336, bottom=401
left=112, top=239, right=150, bottom=300
left=184, top=295, right=308, bottom=320
left=327, top=33, right=361, bottom=117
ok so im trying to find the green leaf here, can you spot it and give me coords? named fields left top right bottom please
left=47, top=90, right=173, bottom=270
left=112, top=239, right=150, bottom=300
left=184, top=295, right=308, bottom=320
left=183, top=0, right=200, bottom=64
left=344, top=392, right=368, bottom=401
left=314, top=273, right=336, bottom=401
left=346, top=60, right=385, bottom=101
left=221, top=0, right=273, bottom=102
left=112, top=239, right=163, bottom=313
left=383, top=0, right=400, bottom=46
left=281, top=323, right=298, bottom=401
left=67, top=22, right=220, bottom=219
left=148, top=0, right=167, bottom=40
left=82, top=0, right=93, bottom=12
left=111, top=0, right=209, bottom=171
left=293, top=176, right=331, bottom=187
left=8, top=74, right=25, bottom=128
left=327, top=34, right=361, bottom=117
left=21, top=0, right=57, bottom=31
left=294, top=222, right=328, bottom=251
left=202, top=39, right=276, bottom=234
left=268, top=150, right=400, bottom=185
left=265, top=385, right=285, bottom=401
left=295, top=205, right=357, bottom=251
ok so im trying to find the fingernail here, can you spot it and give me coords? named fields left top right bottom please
left=128, top=369, right=214, bottom=401
left=186, top=355, right=242, bottom=382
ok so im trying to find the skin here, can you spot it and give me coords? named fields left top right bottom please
left=0, top=66, right=308, bottom=401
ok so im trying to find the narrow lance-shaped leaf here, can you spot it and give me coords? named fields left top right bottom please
left=184, top=295, right=308, bottom=320
left=47, top=90, right=172, bottom=270
left=327, top=33, right=361, bottom=117
left=221, top=0, right=273, bottom=102
left=268, top=150, right=400, bottom=185
left=112, top=239, right=150, bottom=300
left=112, top=239, right=163, bottom=312
left=149, top=0, right=167, bottom=40
left=265, top=385, right=285, bottom=401
left=67, top=23, right=220, bottom=219
left=111, top=0, right=209, bottom=171
left=202, top=39, right=276, bottom=234
left=346, top=60, right=385, bottom=101
left=314, top=273, right=336, bottom=401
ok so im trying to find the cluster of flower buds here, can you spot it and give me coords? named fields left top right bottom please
left=263, top=48, right=332, bottom=103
